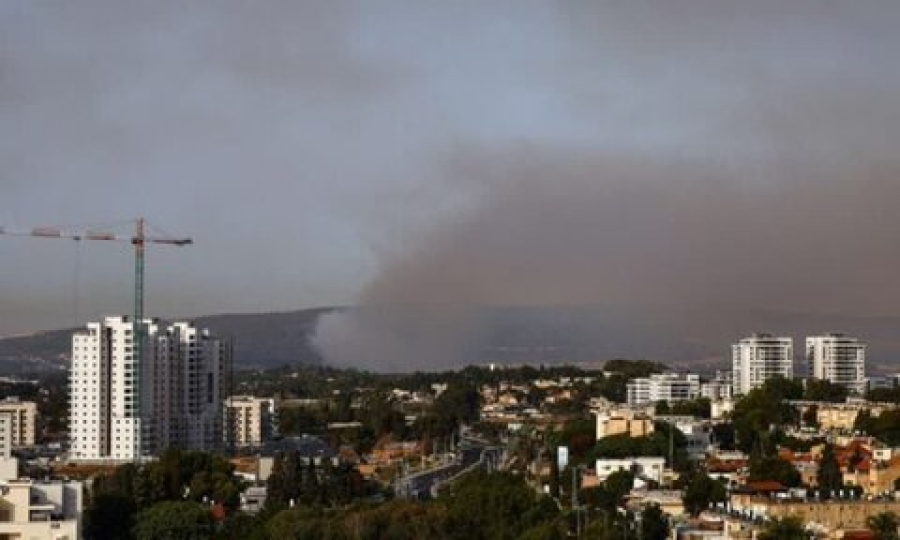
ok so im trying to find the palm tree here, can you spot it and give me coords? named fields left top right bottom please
left=867, top=511, right=900, bottom=540
left=758, top=516, right=809, bottom=540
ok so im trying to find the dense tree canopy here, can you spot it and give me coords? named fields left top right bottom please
left=804, top=379, right=849, bottom=402
left=855, top=409, right=900, bottom=446
left=747, top=455, right=802, bottom=488
left=731, top=377, right=801, bottom=455
left=867, top=511, right=900, bottom=540
left=758, top=517, right=808, bottom=540
left=680, top=469, right=727, bottom=517
left=817, top=444, right=843, bottom=496
left=132, top=501, right=214, bottom=540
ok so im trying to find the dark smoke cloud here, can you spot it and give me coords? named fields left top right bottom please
left=313, top=148, right=900, bottom=371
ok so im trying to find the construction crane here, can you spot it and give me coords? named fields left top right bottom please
left=0, top=217, right=192, bottom=460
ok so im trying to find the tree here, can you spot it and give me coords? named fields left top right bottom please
left=636, top=504, right=669, bottom=540
left=441, top=470, right=558, bottom=540
left=805, top=379, right=848, bottom=402
left=604, top=470, right=635, bottom=507
left=747, top=455, right=801, bottom=488
left=802, top=405, right=819, bottom=428
left=555, top=418, right=596, bottom=463
left=731, top=378, right=801, bottom=455
left=758, top=516, right=808, bottom=540
left=132, top=501, right=214, bottom=540
left=681, top=471, right=726, bottom=517
left=654, top=401, right=670, bottom=415
left=817, top=444, right=843, bottom=496
left=868, top=512, right=900, bottom=540
left=668, top=398, right=712, bottom=419
left=84, top=492, right=136, bottom=540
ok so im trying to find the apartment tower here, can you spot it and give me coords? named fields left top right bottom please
left=732, top=333, right=793, bottom=396
left=806, top=334, right=866, bottom=395
left=69, top=316, right=230, bottom=461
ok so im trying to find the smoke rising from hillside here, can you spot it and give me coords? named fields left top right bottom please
left=311, top=1, right=900, bottom=372
left=313, top=147, right=900, bottom=371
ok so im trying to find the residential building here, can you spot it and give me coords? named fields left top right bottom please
left=655, top=415, right=713, bottom=458
left=0, top=398, right=36, bottom=448
left=224, top=395, right=277, bottom=448
left=0, top=479, right=82, bottom=539
left=70, top=316, right=231, bottom=461
left=732, top=334, right=793, bottom=396
left=595, top=409, right=654, bottom=440
left=710, top=399, right=734, bottom=421
left=595, top=457, right=665, bottom=484
left=807, top=334, right=866, bottom=395
left=0, top=415, right=18, bottom=481
left=699, top=371, right=733, bottom=401
left=626, top=373, right=700, bottom=406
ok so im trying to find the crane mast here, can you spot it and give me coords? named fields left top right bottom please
left=0, top=217, right=192, bottom=462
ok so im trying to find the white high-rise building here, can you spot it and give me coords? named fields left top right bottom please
left=807, top=334, right=866, bottom=395
left=626, top=373, right=701, bottom=406
left=69, top=316, right=230, bottom=461
left=732, top=334, right=793, bottom=396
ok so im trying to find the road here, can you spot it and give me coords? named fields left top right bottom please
left=394, top=439, right=503, bottom=500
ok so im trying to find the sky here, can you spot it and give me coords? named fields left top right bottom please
left=3, top=2, right=900, bottom=367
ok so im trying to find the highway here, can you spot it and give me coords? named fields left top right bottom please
left=394, top=439, right=502, bottom=500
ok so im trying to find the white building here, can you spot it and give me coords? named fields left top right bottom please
left=595, top=456, right=666, bottom=484
left=224, top=395, right=277, bottom=448
left=626, top=373, right=700, bottom=406
left=700, top=371, right=734, bottom=402
left=70, top=316, right=230, bottom=461
left=732, top=334, right=793, bottom=396
left=806, top=334, right=866, bottom=395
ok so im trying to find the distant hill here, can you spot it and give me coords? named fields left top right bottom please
left=0, top=308, right=335, bottom=373
left=2, top=306, right=900, bottom=375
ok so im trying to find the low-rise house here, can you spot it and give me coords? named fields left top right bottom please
left=595, top=409, right=655, bottom=439
left=595, top=457, right=666, bottom=484
left=626, top=489, right=686, bottom=516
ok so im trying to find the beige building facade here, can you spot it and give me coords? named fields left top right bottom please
left=0, top=399, right=36, bottom=448
left=224, top=395, right=276, bottom=448
left=595, top=409, right=654, bottom=439
left=0, top=480, right=82, bottom=540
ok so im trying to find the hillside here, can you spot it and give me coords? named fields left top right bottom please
left=2, top=306, right=900, bottom=374
left=0, top=308, right=334, bottom=373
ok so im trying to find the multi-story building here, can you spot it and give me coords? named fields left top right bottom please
left=69, top=316, right=231, bottom=461
left=0, top=479, right=82, bottom=539
left=807, top=334, right=866, bottom=395
left=699, top=371, right=733, bottom=401
left=732, top=334, right=793, bottom=396
left=0, top=398, right=36, bottom=448
left=626, top=373, right=700, bottom=406
left=224, top=395, right=277, bottom=448
left=0, top=414, right=18, bottom=480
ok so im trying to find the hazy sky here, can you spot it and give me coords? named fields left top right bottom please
left=3, top=1, right=900, bottom=343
